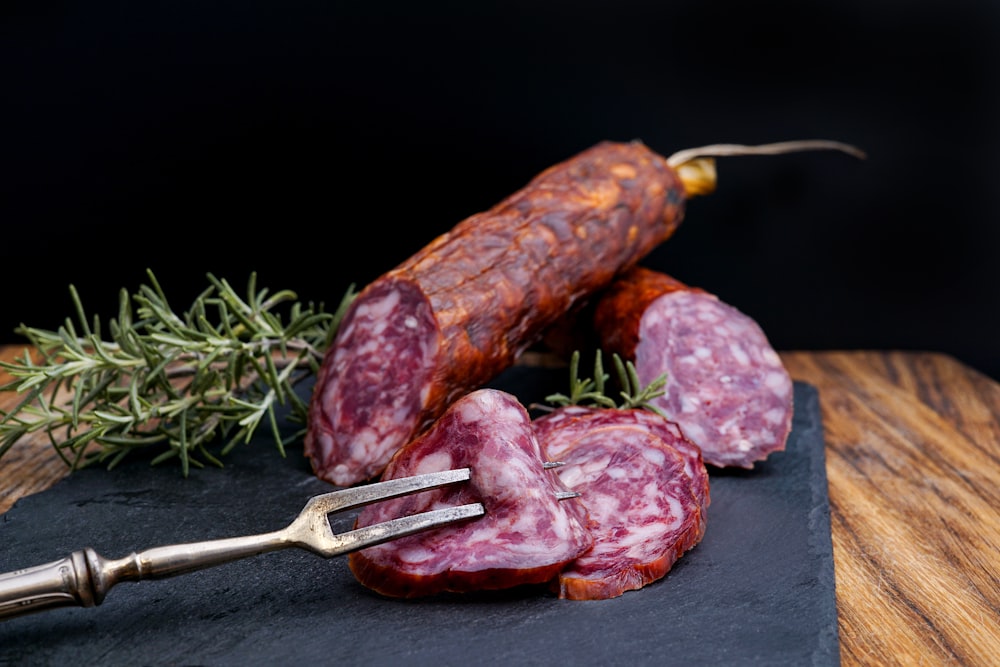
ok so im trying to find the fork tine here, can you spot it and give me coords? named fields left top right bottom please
left=326, top=502, right=485, bottom=557
left=294, top=469, right=483, bottom=558
left=303, top=467, right=474, bottom=515
left=300, top=464, right=581, bottom=558
left=545, top=461, right=580, bottom=500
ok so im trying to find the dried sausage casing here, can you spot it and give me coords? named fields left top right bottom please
left=306, top=141, right=687, bottom=485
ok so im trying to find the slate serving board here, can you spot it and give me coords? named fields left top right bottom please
left=0, top=376, right=838, bottom=667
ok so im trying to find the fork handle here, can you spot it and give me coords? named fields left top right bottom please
left=0, top=550, right=97, bottom=620
left=0, top=530, right=288, bottom=622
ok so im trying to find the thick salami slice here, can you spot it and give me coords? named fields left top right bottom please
left=306, top=141, right=687, bottom=485
left=534, top=421, right=704, bottom=600
left=532, top=405, right=710, bottom=519
left=592, top=266, right=794, bottom=468
left=348, top=388, right=594, bottom=598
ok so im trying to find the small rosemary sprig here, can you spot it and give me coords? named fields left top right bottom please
left=0, top=269, right=355, bottom=475
left=543, top=349, right=668, bottom=414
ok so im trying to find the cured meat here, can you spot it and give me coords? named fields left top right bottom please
left=592, top=266, right=794, bottom=468
left=533, top=416, right=704, bottom=600
left=306, top=141, right=687, bottom=485
left=348, top=388, right=594, bottom=598
left=532, top=405, right=710, bottom=519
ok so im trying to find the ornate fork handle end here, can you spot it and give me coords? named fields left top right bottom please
left=0, top=531, right=287, bottom=622
left=0, top=549, right=105, bottom=621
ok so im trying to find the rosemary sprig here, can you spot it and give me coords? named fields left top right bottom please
left=543, top=349, right=668, bottom=414
left=0, top=270, right=356, bottom=475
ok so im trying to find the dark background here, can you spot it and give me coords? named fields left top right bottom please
left=3, top=1, right=998, bottom=380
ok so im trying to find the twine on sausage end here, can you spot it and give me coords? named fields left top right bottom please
left=667, top=139, right=867, bottom=198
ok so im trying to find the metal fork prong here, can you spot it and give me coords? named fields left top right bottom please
left=544, top=461, right=578, bottom=500
left=324, top=503, right=485, bottom=557
left=303, top=467, right=473, bottom=516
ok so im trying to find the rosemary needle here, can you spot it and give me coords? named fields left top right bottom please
left=541, top=349, right=668, bottom=414
left=0, top=269, right=356, bottom=475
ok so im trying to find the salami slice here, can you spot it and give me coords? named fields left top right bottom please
left=592, top=266, right=794, bottom=468
left=534, top=421, right=704, bottom=600
left=347, top=388, right=594, bottom=598
left=532, top=405, right=710, bottom=519
left=306, top=141, right=687, bottom=485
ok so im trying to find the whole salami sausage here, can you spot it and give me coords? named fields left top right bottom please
left=534, top=420, right=704, bottom=600
left=347, top=388, right=594, bottom=598
left=591, top=266, right=794, bottom=468
left=306, top=141, right=687, bottom=486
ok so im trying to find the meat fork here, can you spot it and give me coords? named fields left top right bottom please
left=0, top=468, right=484, bottom=621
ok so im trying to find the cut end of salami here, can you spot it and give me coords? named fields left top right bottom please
left=304, top=277, right=441, bottom=486
left=348, top=388, right=593, bottom=599
left=635, top=289, right=794, bottom=469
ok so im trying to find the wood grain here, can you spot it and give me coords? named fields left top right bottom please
left=781, top=350, right=1000, bottom=667
left=3, top=346, right=1000, bottom=665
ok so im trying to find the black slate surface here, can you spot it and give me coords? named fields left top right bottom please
left=0, top=378, right=838, bottom=667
